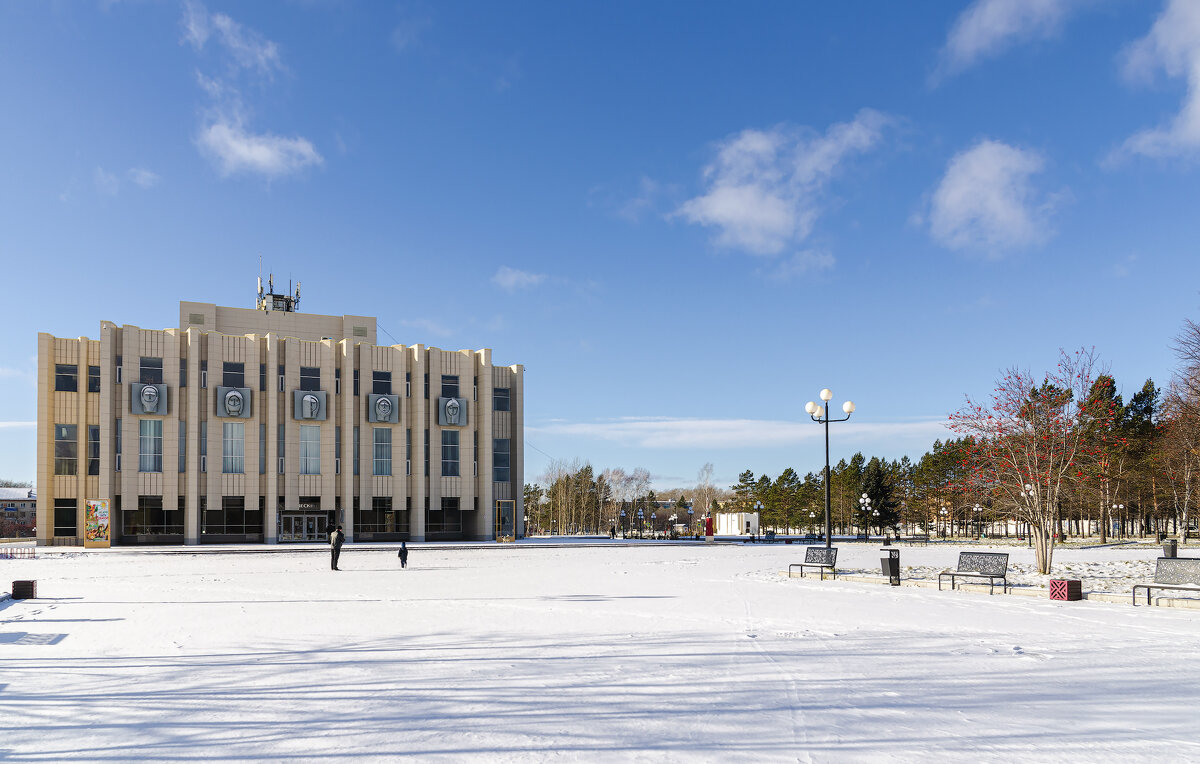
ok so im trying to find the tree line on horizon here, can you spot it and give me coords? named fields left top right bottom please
left=528, top=319, right=1200, bottom=572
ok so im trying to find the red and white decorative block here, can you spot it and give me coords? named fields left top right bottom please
left=1049, top=579, right=1082, bottom=601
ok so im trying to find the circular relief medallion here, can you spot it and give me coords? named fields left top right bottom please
left=140, top=385, right=159, bottom=413
left=224, top=389, right=244, bottom=416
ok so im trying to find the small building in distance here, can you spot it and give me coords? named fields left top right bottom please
left=36, top=278, right=524, bottom=545
left=0, top=487, right=37, bottom=533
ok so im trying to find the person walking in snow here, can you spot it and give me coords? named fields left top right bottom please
left=330, top=525, right=345, bottom=571
left=397, top=541, right=409, bottom=569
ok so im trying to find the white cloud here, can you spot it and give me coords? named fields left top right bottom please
left=765, top=250, right=835, bottom=282
left=198, top=120, right=322, bottom=178
left=181, top=2, right=318, bottom=180
left=391, top=9, right=432, bottom=53
left=400, top=318, right=454, bottom=338
left=1115, top=0, right=1200, bottom=161
left=492, top=266, right=546, bottom=291
left=0, top=421, right=36, bottom=429
left=935, top=0, right=1078, bottom=81
left=93, top=167, right=120, bottom=196
left=127, top=168, right=161, bottom=188
left=676, top=110, right=889, bottom=256
left=183, top=1, right=282, bottom=78
left=927, top=139, right=1056, bottom=255
left=528, top=416, right=948, bottom=450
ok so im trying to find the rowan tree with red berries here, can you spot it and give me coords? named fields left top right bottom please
left=949, top=348, right=1114, bottom=574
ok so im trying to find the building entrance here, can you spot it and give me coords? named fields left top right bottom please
left=280, top=513, right=328, bottom=542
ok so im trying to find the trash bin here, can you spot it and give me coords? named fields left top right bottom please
left=880, top=548, right=900, bottom=586
left=1163, top=539, right=1178, bottom=558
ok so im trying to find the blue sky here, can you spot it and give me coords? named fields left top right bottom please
left=3, top=0, right=1200, bottom=491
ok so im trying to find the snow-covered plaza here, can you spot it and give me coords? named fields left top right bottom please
left=2, top=541, right=1199, bottom=762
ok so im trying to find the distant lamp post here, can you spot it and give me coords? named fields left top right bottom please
left=637, top=507, right=644, bottom=537
left=651, top=512, right=657, bottom=536
left=939, top=505, right=949, bottom=539
left=1021, top=483, right=1036, bottom=547
left=859, top=493, right=872, bottom=539
left=687, top=507, right=694, bottom=534
left=523, top=515, right=528, bottom=538
left=620, top=508, right=627, bottom=538
left=808, top=511, right=816, bottom=535
left=805, top=390, right=855, bottom=549
left=972, top=503, right=983, bottom=539
left=1112, top=503, right=1124, bottom=539
left=753, top=500, right=763, bottom=538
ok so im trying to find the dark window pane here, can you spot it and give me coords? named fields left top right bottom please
left=372, top=371, right=392, bottom=395
left=55, top=364, right=78, bottom=392
left=494, top=387, right=510, bottom=412
left=300, top=366, right=321, bottom=391
left=140, top=357, right=163, bottom=384
left=223, top=362, right=245, bottom=388
left=88, top=366, right=101, bottom=393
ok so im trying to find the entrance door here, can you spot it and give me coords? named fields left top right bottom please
left=313, top=515, right=328, bottom=541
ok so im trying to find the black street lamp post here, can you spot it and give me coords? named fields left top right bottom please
left=805, top=389, right=856, bottom=549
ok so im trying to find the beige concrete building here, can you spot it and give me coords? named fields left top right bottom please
left=36, top=283, right=524, bottom=545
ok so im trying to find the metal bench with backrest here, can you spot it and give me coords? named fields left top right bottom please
left=1132, top=557, right=1200, bottom=606
left=788, top=546, right=838, bottom=580
left=938, top=551, right=1009, bottom=594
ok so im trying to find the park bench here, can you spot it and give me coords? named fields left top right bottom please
left=938, top=551, right=1009, bottom=595
left=1132, top=557, right=1200, bottom=606
left=787, top=547, right=838, bottom=580
left=904, top=534, right=930, bottom=546
left=763, top=531, right=778, bottom=543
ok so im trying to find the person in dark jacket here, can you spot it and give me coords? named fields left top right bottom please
left=330, top=525, right=345, bottom=571
left=397, top=541, right=409, bottom=568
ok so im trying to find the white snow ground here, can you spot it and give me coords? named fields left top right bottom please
left=2, top=541, right=1199, bottom=763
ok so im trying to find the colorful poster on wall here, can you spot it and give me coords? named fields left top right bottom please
left=84, top=499, right=110, bottom=548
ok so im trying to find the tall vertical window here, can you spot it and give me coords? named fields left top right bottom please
left=139, top=419, right=163, bottom=473
left=140, top=357, right=163, bottom=384
left=494, top=387, right=511, bottom=412
left=54, top=498, right=77, bottom=537
left=259, top=364, right=266, bottom=392
left=441, top=375, right=459, bottom=398
left=300, top=366, right=321, bottom=391
left=223, top=362, right=245, bottom=388
left=353, top=369, right=360, bottom=396
left=353, top=425, right=360, bottom=475
left=87, top=425, right=100, bottom=475
left=54, top=424, right=78, bottom=475
left=115, top=419, right=122, bottom=469
left=424, top=428, right=429, bottom=476
left=372, top=371, right=392, bottom=395
left=335, top=368, right=341, bottom=394
left=179, top=359, right=187, bottom=388
left=88, top=365, right=101, bottom=393
left=300, top=425, right=321, bottom=474
left=259, top=423, right=266, bottom=474
left=200, top=421, right=207, bottom=472
left=405, top=372, right=411, bottom=397
left=278, top=424, right=285, bottom=473
left=336, top=426, right=342, bottom=470
left=441, top=430, right=460, bottom=477
left=373, top=428, right=392, bottom=476
left=424, top=373, right=429, bottom=398
left=222, top=422, right=245, bottom=474
left=179, top=423, right=187, bottom=473
left=55, top=364, right=78, bottom=392
left=494, top=438, right=511, bottom=482
left=406, top=428, right=412, bottom=475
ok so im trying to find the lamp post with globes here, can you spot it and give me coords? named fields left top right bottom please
left=858, top=494, right=872, bottom=540
left=754, top=500, right=763, bottom=540
left=1112, top=503, right=1124, bottom=540
left=805, top=389, right=855, bottom=549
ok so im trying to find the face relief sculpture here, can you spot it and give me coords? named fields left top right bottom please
left=225, top=389, right=243, bottom=416
left=303, top=393, right=320, bottom=419
left=446, top=398, right=460, bottom=424
left=376, top=396, right=393, bottom=422
left=140, top=385, right=159, bottom=413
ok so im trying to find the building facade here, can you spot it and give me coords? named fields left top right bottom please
left=36, top=286, right=523, bottom=545
left=1, top=487, right=37, bottom=532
